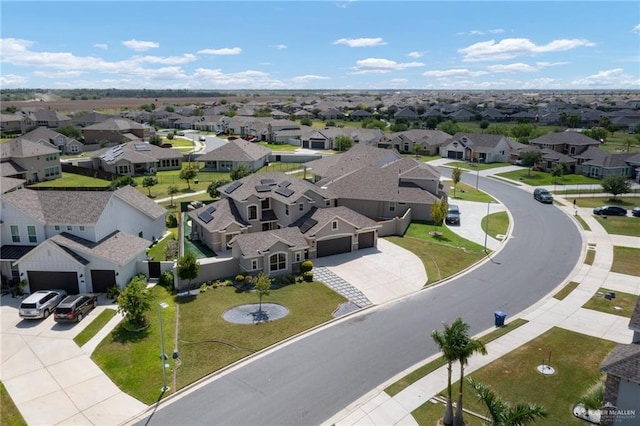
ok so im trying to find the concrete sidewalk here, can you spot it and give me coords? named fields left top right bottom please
left=325, top=189, right=639, bottom=426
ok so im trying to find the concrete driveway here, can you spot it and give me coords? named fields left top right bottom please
left=0, top=295, right=146, bottom=425
left=313, top=239, right=427, bottom=305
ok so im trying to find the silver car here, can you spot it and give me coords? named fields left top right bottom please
left=19, top=289, right=68, bottom=319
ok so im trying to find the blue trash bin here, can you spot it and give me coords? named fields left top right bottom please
left=494, top=311, right=506, bottom=327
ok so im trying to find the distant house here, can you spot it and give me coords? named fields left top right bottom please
left=350, top=110, right=373, bottom=120
left=440, top=133, right=513, bottom=163
left=28, top=108, right=72, bottom=129
left=574, top=146, right=634, bottom=178
left=318, top=107, right=346, bottom=120
left=0, top=113, right=28, bottom=135
left=0, top=186, right=166, bottom=293
left=379, top=129, right=450, bottom=155
left=599, top=299, right=640, bottom=426
left=89, top=141, right=183, bottom=175
left=70, top=111, right=114, bottom=127
left=199, top=138, right=271, bottom=172
left=83, top=118, right=152, bottom=145
left=0, top=137, right=61, bottom=183
left=19, top=127, right=83, bottom=155
left=394, top=107, right=419, bottom=121
left=268, top=119, right=301, bottom=143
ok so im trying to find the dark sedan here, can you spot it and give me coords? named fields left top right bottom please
left=593, top=205, right=627, bottom=216
left=54, top=294, right=98, bottom=323
left=632, top=207, right=640, bottom=217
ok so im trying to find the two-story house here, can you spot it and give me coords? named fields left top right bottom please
left=0, top=186, right=166, bottom=294
left=0, top=137, right=61, bottom=183
left=20, top=127, right=84, bottom=155
left=83, top=118, right=152, bottom=146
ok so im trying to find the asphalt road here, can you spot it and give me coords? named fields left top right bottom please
left=138, top=172, right=582, bottom=426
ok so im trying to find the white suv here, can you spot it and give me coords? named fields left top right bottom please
left=19, top=290, right=67, bottom=319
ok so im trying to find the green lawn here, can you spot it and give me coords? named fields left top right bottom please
left=30, top=172, right=111, bottom=188
left=92, top=282, right=345, bottom=404
left=385, top=318, right=528, bottom=397
left=448, top=182, right=496, bottom=203
left=0, top=381, right=26, bottom=426
left=573, top=214, right=591, bottom=231
left=73, top=308, right=117, bottom=347
left=147, top=227, right=179, bottom=261
left=585, top=249, right=595, bottom=265
left=593, top=216, right=640, bottom=237
left=583, top=288, right=639, bottom=318
left=163, top=137, right=194, bottom=153
left=495, top=170, right=601, bottom=186
left=444, top=161, right=511, bottom=171
left=553, top=281, right=579, bottom=300
left=612, top=246, right=640, bottom=276
left=386, top=222, right=486, bottom=284
left=412, top=328, right=616, bottom=426
left=482, top=211, right=509, bottom=239
left=575, top=197, right=638, bottom=208
left=257, top=142, right=298, bottom=151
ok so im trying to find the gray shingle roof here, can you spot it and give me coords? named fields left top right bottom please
left=219, top=172, right=332, bottom=203
left=293, top=206, right=380, bottom=236
left=531, top=131, right=601, bottom=146
left=113, top=185, right=167, bottom=219
left=0, top=137, right=59, bottom=160
left=629, top=298, right=640, bottom=332
left=305, top=144, right=403, bottom=180
left=232, top=227, right=308, bottom=257
left=198, top=138, right=271, bottom=162
left=83, top=117, right=147, bottom=131
left=49, top=231, right=149, bottom=266
left=600, top=344, right=640, bottom=383
left=187, top=198, right=248, bottom=232
left=89, top=141, right=183, bottom=164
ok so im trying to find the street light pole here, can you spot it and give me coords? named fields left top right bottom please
left=476, top=167, right=480, bottom=191
left=484, top=201, right=491, bottom=253
left=158, top=302, right=169, bottom=393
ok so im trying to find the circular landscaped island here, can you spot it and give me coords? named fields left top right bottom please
left=222, top=303, right=289, bottom=324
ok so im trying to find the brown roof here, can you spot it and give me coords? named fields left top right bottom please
left=232, top=227, right=308, bottom=258
left=600, top=344, right=640, bottom=383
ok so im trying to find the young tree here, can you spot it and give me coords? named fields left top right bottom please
left=519, top=151, right=542, bottom=177
left=550, top=163, right=565, bottom=184
left=468, top=378, right=548, bottom=426
left=438, top=120, right=460, bottom=136
left=207, top=179, right=231, bottom=198
left=149, top=134, right=162, bottom=146
left=117, top=275, right=153, bottom=328
left=601, top=175, right=632, bottom=201
left=334, top=135, right=354, bottom=152
left=413, top=144, right=421, bottom=159
left=454, top=324, right=487, bottom=426
left=253, top=272, right=272, bottom=318
left=177, top=252, right=200, bottom=294
left=55, top=124, right=82, bottom=140
left=431, top=320, right=467, bottom=426
left=451, top=167, right=462, bottom=198
left=230, top=163, right=252, bottom=181
left=431, top=198, right=448, bottom=231
left=110, top=175, right=136, bottom=190
left=142, top=176, right=158, bottom=196
left=179, top=167, right=198, bottom=190
left=167, top=185, right=179, bottom=206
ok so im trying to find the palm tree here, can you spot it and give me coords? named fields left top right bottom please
left=431, top=319, right=467, bottom=426
left=467, top=378, right=547, bottom=426
left=454, top=329, right=487, bottom=426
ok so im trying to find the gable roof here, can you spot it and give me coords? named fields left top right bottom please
left=448, top=133, right=510, bottom=150
left=600, top=344, right=640, bottom=383
left=531, top=131, right=600, bottom=146
left=187, top=198, right=248, bottom=232
left=0, top=137, right=59, bottom=161
left=112, top=185, right=167, bottom=219
left=629, top=298, right=640, bottom=333
left=232, top=227, right=308, bottom=257
left=84, top=117, right=148, bottom=131
left=219, top=172, right=332, bottom=203
left=49, top=231, right=149, bottom=266
left=305, top=144, right=403, bottom=180
left=89, top=141, right=183, bottom=164
left=294, top=206, right=380, bottom=236
left=198, top=139, right=271, bottom=163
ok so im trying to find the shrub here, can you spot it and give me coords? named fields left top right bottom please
left=166, top=214, right=178, bottom=228
left=235, top=274, right=245, bottom=282
left=300, top=260, right=314, bottom=273
left=200, top=283, right=208, bottom=293
left=159, top=270, right=174, bottom=291
left=106, top=285, right=120, bottom=301
left=303, top=271, right=314, bottom=282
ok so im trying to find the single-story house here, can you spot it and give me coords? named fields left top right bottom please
left=199, top=138, right=271, bottom=172
left=89, top=141, right=183, bottom=175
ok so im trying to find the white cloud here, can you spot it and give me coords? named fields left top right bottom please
left=458, top=29, right=505, bottom=36
left=197, top=47, right=242, bottom=55
left=570, top=68, right=640, bottom=88
left=33, top=70, right=84, bottom=78
left=353, top=58, right=424, bottom=74
left=291, top=75, right=330, bottom=83
left=488, top=63, right=537, bottom=73
left=422, top=68, right=487, bottom=78
left=131, top=54, right=197, bottom=65
left=0, top=73, right=27, bottom=88
left=192, top=68, right=286, bottom=89
left=270, top=44, right=288, bottom=50
left=93, top=43, right=108, bottom=50
left=459, top=38, right=595, bottom=61
left=122, top=39, right=159, bottom=51
left=407, top=51, right=423, bottom=58
left=633, top=24, right=640, bottom=33
left=335, top=0, right=357, bottom=8
left=333, top=37, right=386, bottom=47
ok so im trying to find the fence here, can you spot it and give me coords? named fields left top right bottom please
left=61, top=163, right=119, bottom=180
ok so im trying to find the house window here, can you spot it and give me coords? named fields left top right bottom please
left=295, top=252, right=302, bottom=262
left=389, top=202, right=396, bottom=212
left=248, top=205, right=258, bottom=220
left=570, top=146, right=576, bottom=155
left=67, top=225, right=72, bottom=231
left=54, top=225, right=60, bottom=231
left=10, top=225, right=20, bottom=243
left=70, top=145, right=79, bottom=153
left=79, top=226, right=85, bottom=231
left=326, top=200, right=331, bottom=207
left=261, top=199, right=270, bottom=210
left=331, top=220, right=338, bottom=230
left=285, top=205, right=289, bottom=216
left=45, top=166, right=59, bottom=177
left=299, top=203, right=304, bottom=212
left=27, top=226, right=37, bottom=243
left=269, top=253, right=286, bottom=271
left=251, top=259, right=258, bottom=270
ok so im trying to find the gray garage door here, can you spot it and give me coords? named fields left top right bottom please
left=311, top=140, right=325, bottom=149
left=358, top=232, right=375, bottom=249
left=317, top=236, right=352, bottom=258
left=447, top=150, right=463, bottom=159
left=91, top=270, right=117, bottom=293
left=27, top=271, right=79, bottom=295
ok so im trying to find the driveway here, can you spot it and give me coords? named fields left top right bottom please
left=0, top=295, right=146, bottom=425
left=313, top=239, right=427, bottom=305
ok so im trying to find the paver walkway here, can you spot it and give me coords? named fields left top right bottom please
left=314, top=266, right=372, bottom=308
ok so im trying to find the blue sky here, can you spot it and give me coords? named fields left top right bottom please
left=1, top=1, right=639, bottom=90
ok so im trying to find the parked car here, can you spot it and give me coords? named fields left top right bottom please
left=176, top=131, right=185, bottom=136
left=199, top=136, right=206, bottom=141
left=593, top=205, right=627, bottom=216
left=54, top=294, right=98, bottom=323
left=445, top=204, right=461, bottom=225
left=19, top=289, right=68, bottom=319
left=632, top=207, right=640, bottom=217
left=533, top=188, right=553, bottom=204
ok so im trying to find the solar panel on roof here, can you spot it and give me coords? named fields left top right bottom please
left=100, top=145, right=124, bottom=162
left=299, top=219, right=318, bottom=233
left=224, top=181, right=242, bottom=194
left=274, top=187, right=294, bottom=197
left=255, top=185, right=272, bottom=193
left=260, top=178, right=276, bottom=186
left=134, top=143, right=152, bottom=151
left=197, top=210, right=213, bottom=223
left=206, top=205, right=217, bottom=214
left=278, top=180, right=291, bottom=188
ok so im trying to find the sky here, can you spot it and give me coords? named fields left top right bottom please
left=1, top=1, right=639, bottom=91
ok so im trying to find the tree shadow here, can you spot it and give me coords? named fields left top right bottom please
left=111, top=322, right=151, bottom=343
